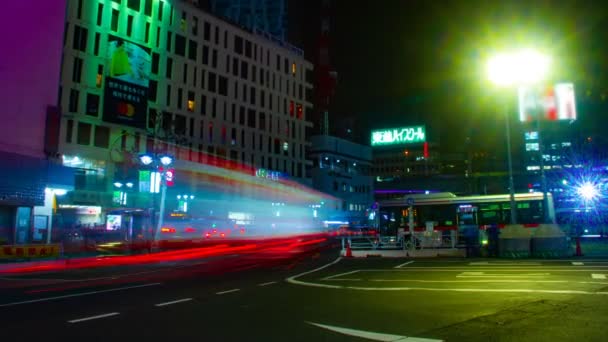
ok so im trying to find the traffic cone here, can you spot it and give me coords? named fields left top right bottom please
left=345, top=243, right=353, bottom=258
left=575, top=237, right=583, bottom=257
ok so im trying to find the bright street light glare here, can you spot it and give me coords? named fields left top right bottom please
left=577, top=182, right=599, bottom=201
left=159, top=155, right=173, bottom=166
left=487, top=49, right=551, bottom=86
left=139, top=154, right=154, bottom=165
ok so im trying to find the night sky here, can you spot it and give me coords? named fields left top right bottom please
left=290, top=0, right=608, bottom=152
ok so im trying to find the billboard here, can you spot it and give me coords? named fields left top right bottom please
left=518, top=83, right=577, bottom=122
left=371, top=126, right=426, bottom=147
left=103, top=35, right=151, bottom=128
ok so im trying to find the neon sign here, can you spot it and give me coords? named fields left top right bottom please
left=371, top=126, right=426, bottom=146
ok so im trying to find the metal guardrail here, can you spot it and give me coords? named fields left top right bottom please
left=341, top=232, right=459, bottom=252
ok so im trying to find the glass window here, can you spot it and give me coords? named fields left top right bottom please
left=144, top=0, right=152, bottom=16
left=188, top=40, right=197, bottom=61
left=96, top=3, right=104, bottom=26
left=77, top=122, right=92, bottom=145
left=175, top=34, right=186, bottom=56
left=208, top=72, right=217, bottom=92
left=127, top=0, right=140, bottom=11
left=69, top=89, right=79, bottom=113
left=72, top=25, right=88, bottom=52
left=111, top=9, right=119, bottom=32
left=66, top=120, right=74, bottom=143
left=86, top=93, right=100, bottom=116
left=72, top=57, right=83, bottom=83
left=94, top=125, right=110, bottom=148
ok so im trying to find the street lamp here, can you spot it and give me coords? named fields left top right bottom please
left=577, top=182, right=599, bottom=203
left=177, top=194, right=195, bottom=212
left=139, top=153, right=174, bottom=242
left=486, top=49, right=551, bottom=224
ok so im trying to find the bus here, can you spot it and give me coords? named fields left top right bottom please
left=378, top=192, right=555, bottom=246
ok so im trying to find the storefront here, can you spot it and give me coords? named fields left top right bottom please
left=0, top=151, right=74, bottom=245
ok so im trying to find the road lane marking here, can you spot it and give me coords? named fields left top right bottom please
left=572, top=262, right=584, bottom=266
left=216, top=289, right=240, bottom=295
left=155, top=298, right=193, bottom=307
left=457, top=273, right=550, bottom=278
left=362, top=268, right=608, bottom=272
left=343, top=286, right=608, bottom=295
left=469, top=262, right=541, bottom=266
left=286, top=256, right=343, bottom=289
left=395, top=261, right=415, bottom=268
left=287, top=263, right=608, bottom=295
left=322, top=270, right=360, bottom=280
left=258, top=281, right=277, bottom=287
left=0, top=282, right=162, bottom=307
left=308, top=321, right=442, bottom=341
left=326, top=278, right=361, bottom=281
left=369, top=279, right=567, bottom=283
left=68, top=312, right=120, bottom=324
left=592, top=274, right=607, bottom=279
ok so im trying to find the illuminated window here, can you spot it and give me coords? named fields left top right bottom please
left=524, top=131, right=539, bottom=140
left=525, top=143, right=539, bottom=151
left=292, top=63, right=296, bottom=75
left=187, top=91, right=195, bottom=112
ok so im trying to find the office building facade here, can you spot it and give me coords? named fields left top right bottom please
left=308, top=135, right=373, bottom=226
left=58, top=0, right=313, bottom=215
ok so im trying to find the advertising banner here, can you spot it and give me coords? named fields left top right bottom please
left=518, top=83, right=577, bottom=122
left=103, top=35, right=151, bottom=128
left=0, top=244, right=60, bottom=259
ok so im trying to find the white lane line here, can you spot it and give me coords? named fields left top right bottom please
left=322, top=270, right=361, bottom=280
left=286, top=256, right=343, bottom=289
left=370, top=279, right=567, bottom=283
left=457, top=274, right=550, bottom=278
left=592, top=274, right=607, bottom=279
left=155, top=298, right=193, bottom=307
left=288, top=268, right=608, bottom=295
left=343, top=286, right=608, bottom=295
left=572, top=262, right=584, bottom=266
left=362, top=268, right=608, bottom=272
left=0, top=282, right=162, bottom=307
left=216, top=289, right=240, bottom=295
left=394, top=261, right=415, bottom=269
left=308, top=321, right=442, bottom=341
left=68, top=312, right=120, bottom=324
left=325, top=278, right=362, bottom=281
left=258, top=281, right=277, bottom=287
left=469, top=262, right=541, bottom=266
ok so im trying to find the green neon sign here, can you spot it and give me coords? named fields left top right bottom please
left=371, top=126, right=426, bottom=146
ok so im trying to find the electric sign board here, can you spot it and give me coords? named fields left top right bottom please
left=371, top=126, right=426, bottom=147
left=518, top=83, right=577, bottom=122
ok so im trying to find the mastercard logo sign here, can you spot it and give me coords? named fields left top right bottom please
left=117, top=102, right=135, bottom=117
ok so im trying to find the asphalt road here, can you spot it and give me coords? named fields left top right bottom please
left=2, top=248, right=608, bottom=341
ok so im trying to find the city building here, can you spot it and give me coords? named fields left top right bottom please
left=58, top=0, right=313, bottom=224
left=308, top=135, right=373, bottom=226
left=0, top=1, right=75, bottom=245
left=210, top=0, right=288, bottom=42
